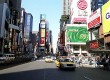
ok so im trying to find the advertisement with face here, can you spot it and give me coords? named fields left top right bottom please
left=102, top=1, right=110, bottom=35
left=70, top=0, right=91, bottom=23
left=66, top=26, right=89, bottom=44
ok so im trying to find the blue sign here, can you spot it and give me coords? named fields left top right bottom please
left=106, top=12, right=110, bottom=19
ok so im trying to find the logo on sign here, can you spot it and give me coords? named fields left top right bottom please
left=105, top=7, right=110, bottom=20
left=77, top=0, right=88, bottom=10
left=106, top=12, right=110, bottom=19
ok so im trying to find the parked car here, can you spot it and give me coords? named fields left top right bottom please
left=0, top=54, right=6, bottom=64
left=4, top=54, right=15, bottom=63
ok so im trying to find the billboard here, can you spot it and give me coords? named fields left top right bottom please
left=40, top=37, right=45, bottom=46
left=40, top=28, right=45, bottom=37
left=40, top=21, right=46, bottom=28
left=102, top=1, right=110, bottom=35
left=88, top=8, right=101, bottom=29
left=66, top=26, right=89, bottom=43
left=70, top=0, right=91, bottom=23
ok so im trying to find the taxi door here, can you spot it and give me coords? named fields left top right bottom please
left=55, top=59, right=60, bottom=67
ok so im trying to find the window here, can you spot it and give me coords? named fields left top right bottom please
left=74, top=46, right=79, bottom=50
left=98, top=4, right=103, bottom=8
left=92, top=29, right=99, bottom=39
left=98, top=0, right=103, bottom=2
left=81, top=45, right=86, bottom=50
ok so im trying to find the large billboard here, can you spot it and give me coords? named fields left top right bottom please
left=88, top=8, right=101, bottom=29
left=70, top=0, right=91, bottom=23
left=102, top=1, right=110, bottom=35
left=40, top=29, right=45, bottom=37
left=66, top=26, right=89, bottom=43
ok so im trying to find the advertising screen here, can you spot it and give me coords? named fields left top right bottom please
left=102, top=1, right=110, bottom=35
left=40, top=29, right=45, bottom=37
left=66, top=26, right=89, bottom=43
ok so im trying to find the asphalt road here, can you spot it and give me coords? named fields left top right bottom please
left=0, top=60, right=110, bottom=80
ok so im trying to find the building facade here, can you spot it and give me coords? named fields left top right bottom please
left=91, top=0, right=108, bottom=12
left=62, top=0, right=71, bottom=15
left=24, top=13, right=33, bottom=42
left=0, top=0, right=21, bottom=54
left=87, top=0, right=110, bottom=55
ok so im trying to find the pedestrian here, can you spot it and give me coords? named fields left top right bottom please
left=78, top=59, right=82, bottom=67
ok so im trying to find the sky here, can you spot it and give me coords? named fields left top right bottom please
left=21, top=0, right=62, bottom=52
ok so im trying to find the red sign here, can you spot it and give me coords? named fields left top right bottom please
left=73, top=18, right=86, bottom=23
left=88, top=8, right=101, bottom=29
left=90, top=41, right=98, bottom=49
left=46, top=32, right=48, bottom=38
left=40, top=37, right=45, bottom=44
left=88, top=17, right=100, bottom=29
left=77, top=0, right=88, bottom=10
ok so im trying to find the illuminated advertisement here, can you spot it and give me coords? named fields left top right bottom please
left=102, top=1, right=110, bottom=35
left=86, top=38, right=104, bottom=50
left=40, top=21, right=46, bottom=28
left=88, top=8, right=101, bottom=29
left=40, top=37, right=45, bottom=46
left=66, top=26, right=89, bottom=43
left=40, top=29, right=45, bottom=37
left=70, top=0, right=91, bottom=23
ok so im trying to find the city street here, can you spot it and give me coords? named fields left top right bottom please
left=0, top=60, right=110, bottom=80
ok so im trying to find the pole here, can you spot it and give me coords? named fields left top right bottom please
left=2, top=38, right=4, bottom=54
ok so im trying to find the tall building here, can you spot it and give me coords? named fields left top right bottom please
left=62, top=0, right=71, bottom=15
left=91, top=0, right=108, bottom=12
left=24, top=13, right=33, bottom=42
left=0, top=0, right=21, bottom=53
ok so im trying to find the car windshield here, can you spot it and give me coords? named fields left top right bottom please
left=60, top=59, right=71, bottom=62
left=46, top=56, right=51, bottom=58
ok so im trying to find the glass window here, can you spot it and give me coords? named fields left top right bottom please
left=81, top=45, right=86, bottom=50
left=92, top=29, right=99, bottom=39
left=74, top=46, right=79, bottom=50
left=98, top=4, right=103, bottom=8
left=98, top=0, right=103, bottom=2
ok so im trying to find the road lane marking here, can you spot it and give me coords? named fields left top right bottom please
left=84, top=76, right=92, bottom=80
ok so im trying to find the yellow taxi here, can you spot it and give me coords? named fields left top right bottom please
left=55, top=58, right=76, bottom=70
left=45, top=56, right=53, bottom=63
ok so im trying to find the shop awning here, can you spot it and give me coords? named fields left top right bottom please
left=9, top=24, right=19, bottom=31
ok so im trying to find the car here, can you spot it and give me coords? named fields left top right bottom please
left=55, top=58, right=76, bottom=70
left=45, top=56, right=54, bottom=62
left=4, top=54, right=15, bottom=63
left=0, top=54, right=7, bottom=64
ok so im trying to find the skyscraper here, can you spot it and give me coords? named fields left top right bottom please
left=62, top=0, right=71, bottom=15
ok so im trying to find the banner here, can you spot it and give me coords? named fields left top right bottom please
left=102, top=1, right=110, bottom=35
left=66, top=26, right=89, bottom=43
left=88, top=8, right=101, bottom=29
